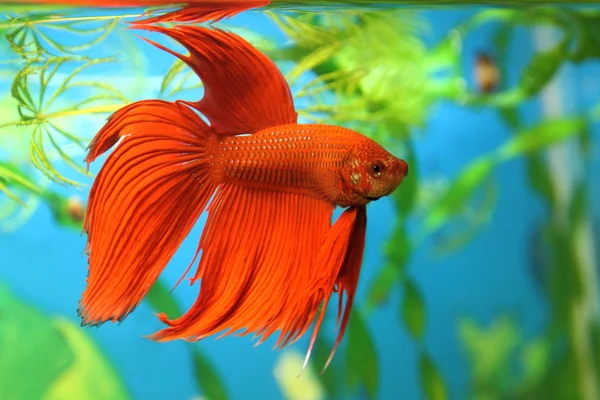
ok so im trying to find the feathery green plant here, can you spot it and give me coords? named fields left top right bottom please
left=0, top=12, right=129, bottom=200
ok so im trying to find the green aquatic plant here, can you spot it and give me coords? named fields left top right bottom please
left=0, top=285, right=129, bottom=400
left=458, top=315, right=551, bottom=400
left=0, top=11, right=137, bottom=201
left=418, top=6, right=600, bottom=400
left=267, top=9, right=431, bottom=141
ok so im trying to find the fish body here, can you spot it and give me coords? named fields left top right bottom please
left=212, top=124, right=406, bottom=206
left=79, top=24, right=407, bottom=369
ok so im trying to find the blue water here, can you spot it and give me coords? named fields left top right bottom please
left=1, top=5, right=599, bottom=400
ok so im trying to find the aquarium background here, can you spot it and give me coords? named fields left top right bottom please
left=0, top=3, right=599, bottom=400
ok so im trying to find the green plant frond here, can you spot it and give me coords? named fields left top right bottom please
left=285, top=42, right=341, bottom=86
left=432, top=181, right=498, bottom=257
left=159, top=58, right=203, bottom=99
left=269, top=10, right=431, bottom=137
left=0, top=161, right=45, bottom=206
left=5, top=13, right=122, bottom=57
left=267, top=10, right=344, bottom=49
left=0, top=186, right=46, bottom=232
left=42, top=57, right=121, bottom=109
left=4, top=53, right=128, bottom=186
left=47, top=121, right=86, bottom=149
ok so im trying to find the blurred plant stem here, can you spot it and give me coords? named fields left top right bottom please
left=532, top=26, right=599, bottom=400
left=0, top=104, right=125, bottom=130
left=478, top=18, right=600, bottom=398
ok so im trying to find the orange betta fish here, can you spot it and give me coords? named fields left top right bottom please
left=79, top=24, right=408, bottom=368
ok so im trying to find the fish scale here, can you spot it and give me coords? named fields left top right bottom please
left=213, top=123, right=358, bottom=201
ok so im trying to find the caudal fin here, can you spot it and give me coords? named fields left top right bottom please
left=79, top=100, right=217, bottom=326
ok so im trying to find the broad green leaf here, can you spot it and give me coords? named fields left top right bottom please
left=393, top=141, right=417, bottom=215
left=431, top=180, right=497, bottom=257
left=191, top=348, right=229, bottom=400
left=345, top=310, right=379, bottom=398
left=0, top=286, right=74, bottom=399
left=146, top=280, right=182, bottom=320
left=496, top=117, right=586, bottom=161
left=519, top=40, right=567, bottom=96
left=44, top=318, right=130, bottom=400
left=520, top=337, right=551, bottom=388
left=569, top=13, right=600, bottom=63
left=366, top=264, right=398, bottom=310
left=419, top=352, right=447, bottom=400
left=525, top=154, right=555, bottom=204
left=401, top=279, right=426, bottom=340
left=424, top=157, right=496, bottom=233
left=568, top=181, right=588, bottom=228
left=383, top=222, right=411, bottom=268
left=458, top=316, right=519, bottom=383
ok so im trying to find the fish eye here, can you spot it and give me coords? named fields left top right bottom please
left=370, top=161, right=384, bottom=178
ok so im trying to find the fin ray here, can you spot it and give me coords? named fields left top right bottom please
left=135, top=25, right=297, bottom=135
left=79, top=100, right=217, bottom=326
left=150, top=185, right=334, bottom=347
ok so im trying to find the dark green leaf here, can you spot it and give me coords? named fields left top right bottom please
left=569, top=13, right=600, bottom=63
left=568, top=181, right=587, bottom=229
left=493, top=24, right=522, bottom=130
left=190, top=347, right=230, bottom=400
left=393, top=141, right=417, bottom=215
left=0, top=286, right=75, bottom=399
left=146, top=280, right=181, bottom=320
left=366, top=264, right=398, bottom=310
left=498, top=106, right=520, bottom=130
left=424, top=156, right=495, bottom=233
left=591, top=322, right=600, bottom=384
left=496, top=117, right=586, bottom=161
left=346, top=310, right=379, bottom=398
left=419, top=352, right=447, bottom=400
left=547, top=225, right=582, bottom=322
left=525, top=154, right=555, bottom=204
left=519, top=40, right=566, bottom=96
left=312, top=336, right=340, bottom=399
left=383, top=222, right=411, bottom=268
left=401, top=279, right=426, bottom=340
left=578, top=122, right=593, bottom=157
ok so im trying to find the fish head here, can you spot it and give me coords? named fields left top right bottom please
left=338, top=139, right=408, bottom=206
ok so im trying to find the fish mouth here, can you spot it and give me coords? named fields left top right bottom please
left=362, top=195, right=382, bottom=201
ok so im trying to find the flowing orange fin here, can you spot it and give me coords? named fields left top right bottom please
left=302, top=206, right=367, bottom=371
left=147, top=185, right=335, bottom=348
left=79, top=100, right=218, bottom=326
left=134, top=25, right=297, bottom=135
left=133, top=0, right=270, bottom=25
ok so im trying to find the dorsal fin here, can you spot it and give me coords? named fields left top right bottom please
left=135, top=25, right=298, bottom=135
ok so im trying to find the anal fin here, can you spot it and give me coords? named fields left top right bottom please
left=149, top=185, right=335, bottom=347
